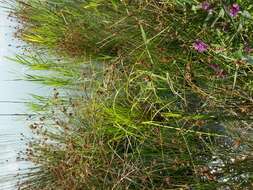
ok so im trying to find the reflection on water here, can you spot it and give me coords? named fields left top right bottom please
left=0, top=7, right=47, bottom=190
left=0, top=118, right=29, bottom=189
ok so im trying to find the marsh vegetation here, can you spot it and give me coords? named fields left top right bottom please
left=2, top=0, right=253, bottom=189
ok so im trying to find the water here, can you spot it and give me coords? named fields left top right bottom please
left=0, top=7, right=47, bottom=190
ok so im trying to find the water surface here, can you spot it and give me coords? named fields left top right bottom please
left=0, top=8, right=47, bottom=189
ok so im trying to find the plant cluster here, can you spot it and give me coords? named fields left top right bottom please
left=4, top=0, right=253, bottom=189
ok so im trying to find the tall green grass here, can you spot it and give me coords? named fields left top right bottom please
left=4, top=0, right=253, bottom=189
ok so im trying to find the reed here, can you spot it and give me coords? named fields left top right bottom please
left=3, top=0, right=253, bottom=189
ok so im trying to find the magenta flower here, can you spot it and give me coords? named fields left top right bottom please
left=201, top=1, right=211, bottom=11
left=230, top=3, right=240, bottom=17
left=208, top=64, right=226, bottom=78
left=193, top=40, right=208, bottom=53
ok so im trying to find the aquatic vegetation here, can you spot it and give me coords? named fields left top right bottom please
left=3, top=0, right=253, bottom=189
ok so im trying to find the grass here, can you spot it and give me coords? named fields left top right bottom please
left=2, top=0, right=253, bottom=189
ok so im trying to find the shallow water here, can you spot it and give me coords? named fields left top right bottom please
left=0, top=8, right=47, bottom=190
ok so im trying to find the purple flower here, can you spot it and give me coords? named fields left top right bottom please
left=200, top=1, right=213, bottom=13
left=230, top=3, right=240, bottom=17
left=201, top=1, right=211, bottom=11
left=208, top=64, right=226, bottom=78
left=193, top=40, right=208, bottom=53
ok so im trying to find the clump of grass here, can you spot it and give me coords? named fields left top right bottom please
left=4, top=0, right=253, bottom=189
